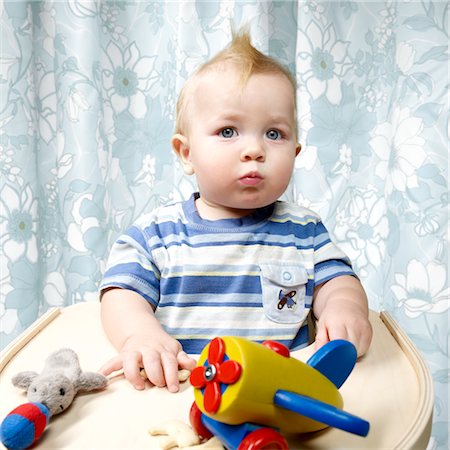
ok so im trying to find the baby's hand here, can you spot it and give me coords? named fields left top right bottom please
left=315, top=303, right=373, bottom=357
left=99, top=334, right=196, bottom=392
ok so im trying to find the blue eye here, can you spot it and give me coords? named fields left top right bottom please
left=220, top=128, right=237, bottom=138
left=266, top=129, right=281, bottom=140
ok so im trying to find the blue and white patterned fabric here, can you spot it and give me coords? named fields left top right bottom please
left=100, top=194, right=355, bottom=353
left=0, top=2, right=447, bottom=447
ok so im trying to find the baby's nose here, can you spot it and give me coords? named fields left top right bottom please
left=241, top=140, right=265, bottom=161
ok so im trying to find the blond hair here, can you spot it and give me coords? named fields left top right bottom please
left=175, top=28, right=297, bottom=136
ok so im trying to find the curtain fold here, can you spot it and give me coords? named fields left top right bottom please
left=1, top=1, right=448, bottom=447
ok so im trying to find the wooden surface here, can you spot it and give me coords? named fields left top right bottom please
left=0, top=302, right=433, bottom=449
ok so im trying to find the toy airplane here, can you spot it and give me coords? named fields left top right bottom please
left=189, top=337, right=369, bottom=450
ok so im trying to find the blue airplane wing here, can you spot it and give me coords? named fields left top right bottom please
left=306, top=340, right=357, bottom=388
left=274, top=389, right=369, bottom=437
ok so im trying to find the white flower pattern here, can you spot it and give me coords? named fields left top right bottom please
left=297, top=20, right=351, bottom=104
left=391, top=259, right=449, bottom=318
left=334, top=186, right=389, bottom=276
left=102, top=41, right=156, bottom=118
left=0, top=184, right=38, bottom=263
left=369, top=107, right=426, bottom=194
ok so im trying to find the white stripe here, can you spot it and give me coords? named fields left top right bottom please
left=156, top=306, right=309, bottom=329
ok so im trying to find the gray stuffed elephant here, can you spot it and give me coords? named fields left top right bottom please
left=12, top=348, right=108, bottom=416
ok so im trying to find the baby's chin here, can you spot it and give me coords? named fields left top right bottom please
left=195, top=192, right=280, bottom=220
left=229, top=197, right=278, bottom=212
left=220, top=201, right=275, bottom=218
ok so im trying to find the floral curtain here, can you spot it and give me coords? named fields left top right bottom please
left=0, top=1, right=448, bottom=446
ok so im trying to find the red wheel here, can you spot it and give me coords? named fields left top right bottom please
left=262, top=340, right=290, bottom=358
left=189, top=402, right=213, bottom=440
left=238, top=428, right=288, bottom=450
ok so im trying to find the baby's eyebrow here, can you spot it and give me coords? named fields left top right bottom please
left=266, top=118, right=294, bottom=131
left=214, top=112, right=292, bottom=124
left=266, top=113, right=292, bottom=123
left=215, top=111, right=243, bottom=122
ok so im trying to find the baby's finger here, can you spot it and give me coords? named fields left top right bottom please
left=161, top=352, right=180, bottom=393
left=177, top=350, right=197, bottom=370
left=314, top=322, right=330, bottom=350
left=142, top=351, right=165, bottom=388
left=335, top=326, right=369, bottom=358
left=359, top=331, right=372, bottom=357
left=327, top=323, right=349, bottom=342
left=98, top=355, right=124, bottom=376
left=355, top=322, right=373, bottom=357
left=122, top=351, right=145, bottom=390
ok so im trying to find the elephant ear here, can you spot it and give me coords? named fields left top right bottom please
left=76, top=372, right=108, bottom=392
left=11, top=371, right=38, bottom=389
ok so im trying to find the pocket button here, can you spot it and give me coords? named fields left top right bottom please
left=282, top=271, right=292, bottom=282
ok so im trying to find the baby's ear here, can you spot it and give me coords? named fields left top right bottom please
left=76, top=372, right=108, bottom=392
left=172, top=134, right=194, bottom=176
left=12, top=371, right=38, bottom=389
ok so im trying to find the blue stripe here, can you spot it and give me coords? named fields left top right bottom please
left=315, top=260, right=354, bottom=286
left=160, top=292, right=262, bottom=305
left=103, top=262, right=160, bottom=284
left=161, top=275, right=261, bottom=295
left=118, top=225, right=149, bottom=250
left=100, top=283, right=159, bottom=307
left=142, top=220, right=318, bottom=251
left=314, top=237, right=333, bottom=251
left=316, top=259, right=352, bottom=271
left=178, top=330, right=310, bottom=355
left=144, top=217, right=317, bottom=239
left=160, top=240, right=313, bottom=252
left=316, top=270, right=356, bottom=287
left=179, top=339, right=211, bottom=354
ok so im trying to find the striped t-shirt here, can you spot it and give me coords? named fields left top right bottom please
left=100, top=193, right=355, bottom=354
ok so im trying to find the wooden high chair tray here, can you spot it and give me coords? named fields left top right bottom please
left=0, top=302, right=433, bottom=450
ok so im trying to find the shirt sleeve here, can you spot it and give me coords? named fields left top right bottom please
left=313, top=220, right=356, bottom=286
left=99, top=223, right=160, bottom=308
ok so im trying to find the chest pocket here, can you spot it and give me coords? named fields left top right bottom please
left=259, top=263, right=308, bottom=324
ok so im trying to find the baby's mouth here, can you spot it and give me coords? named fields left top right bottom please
left=239, top=172, right=263, bottom=186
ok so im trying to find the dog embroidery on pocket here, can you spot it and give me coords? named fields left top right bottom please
left=277, top=290, right=297, bottom=311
